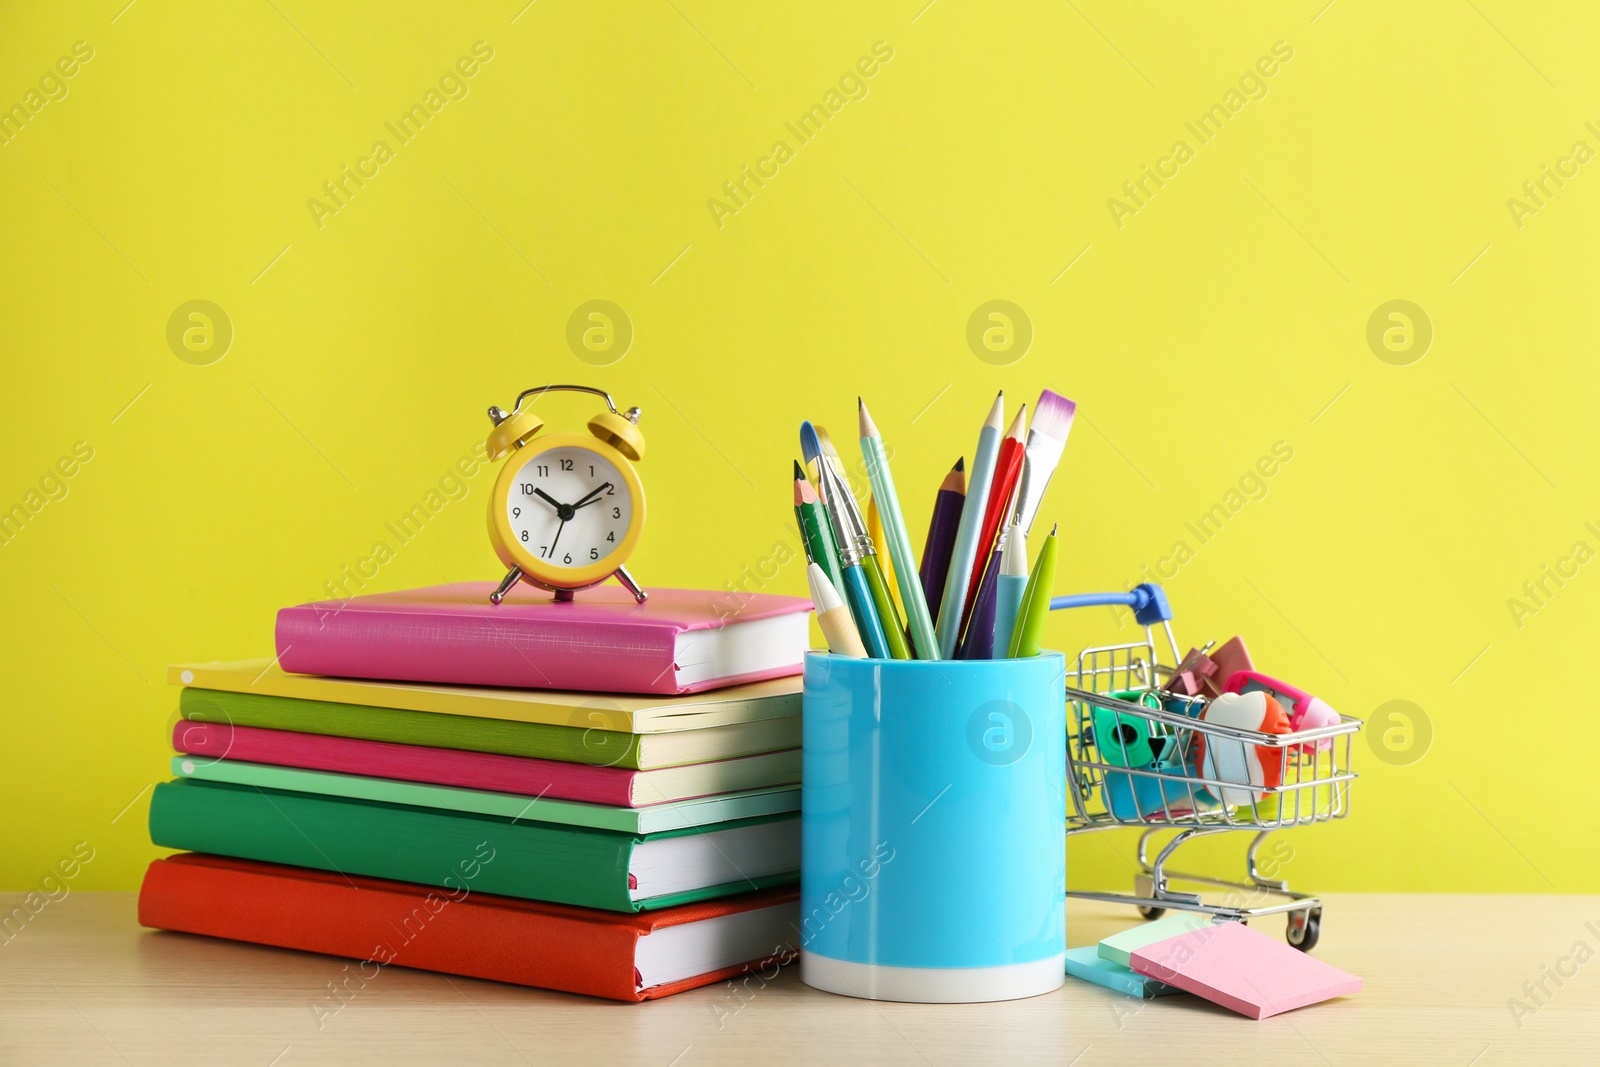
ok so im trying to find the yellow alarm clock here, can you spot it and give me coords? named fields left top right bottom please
left=483, top=384, right=647, bottom=605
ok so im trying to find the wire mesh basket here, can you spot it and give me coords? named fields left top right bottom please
left=1050, top=584, right=1363, bottom=951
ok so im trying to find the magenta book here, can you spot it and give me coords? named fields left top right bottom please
left=171, top=721, right=799, bottom=807
left=274, top=583, right=811, bottom=695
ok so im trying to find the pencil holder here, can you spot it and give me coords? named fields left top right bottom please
left=800, top=651, right=1067, bottom=1003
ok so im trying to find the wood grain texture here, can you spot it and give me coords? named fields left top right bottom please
left=3, top=893, right=1598, bottom=1065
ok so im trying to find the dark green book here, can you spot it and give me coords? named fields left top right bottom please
left=148, top=779, right=798, bottom=912
left=179, top=689, right=799, bottom=771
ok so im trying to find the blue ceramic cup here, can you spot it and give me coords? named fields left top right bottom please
left=799, top=652, right=1067, bottom=1002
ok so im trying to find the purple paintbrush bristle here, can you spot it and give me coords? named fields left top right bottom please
left=1030, top=389, right=1077, bottom=442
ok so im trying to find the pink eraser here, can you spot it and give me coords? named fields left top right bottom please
left=1127, top=920, right=1361, bottom=1019
left=1209, top=636, right=1253, bottom=687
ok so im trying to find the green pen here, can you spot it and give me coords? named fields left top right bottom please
left=1008, top=523, right=1058, bottom=658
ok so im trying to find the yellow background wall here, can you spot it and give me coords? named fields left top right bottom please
left=2, top=1, right=1595, bottom=894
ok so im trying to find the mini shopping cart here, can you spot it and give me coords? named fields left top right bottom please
left=1050, top=584, right=1362, bottom=952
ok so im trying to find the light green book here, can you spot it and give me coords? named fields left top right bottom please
left=178, top=687, right=799, bottom=770
left=170, top=756, right=800, bottom=834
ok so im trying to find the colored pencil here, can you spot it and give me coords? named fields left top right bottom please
left=957, top=548, right=1002, bottom=660
left=860, top=557, right=909, bottom=658
left=808, top=562, right=866, bottom=658
left=918, top=457, right=965, bottom=622
left=934, top=393, right=1004, bottom=659
left=1008, top=523, right=1059, bottom=659
left=957, top=467, right=1021, bottom=659
left=793, top=460, right=845, bottom=601
left=818, top=426, right=911, bottom=660
left=801, top=422, right=891, bottom=659
left=992, top=522, right=1029, bottom=658
left=866, top=497, right=903, bottom=620
left=868, top=497, right=913, bottom=645
left=960, top=402, right=1027, bottom=627
left=859, top=399, right=940, bottom=660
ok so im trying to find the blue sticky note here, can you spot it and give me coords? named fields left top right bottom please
left=1064, top=946, right=1180, bottom=998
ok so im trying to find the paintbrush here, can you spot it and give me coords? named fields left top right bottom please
left=1007, top=389, right=1076, bottom=536
left=801, top=421, right=891, bottom=658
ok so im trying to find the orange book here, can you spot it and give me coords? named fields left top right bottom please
left=138, top=853, right=798, bottom=1003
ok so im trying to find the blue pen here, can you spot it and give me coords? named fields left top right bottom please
left=992, top=523, right=1030, bottom=659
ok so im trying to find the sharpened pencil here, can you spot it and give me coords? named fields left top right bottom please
left=934, top=392, right=1004, bottom=659
left=867, top=497, right=904, bottom=621
left=793, top=460, right=845, bottom=602
left=919, top=457, right=965, bottom=622
left=957, top=547, right=1002, bottom=660
left=961, top=402, right=1027, bottom=629
left=818, top=425, right=911, bottom=660
left=859, top=398, right=940, bottom=660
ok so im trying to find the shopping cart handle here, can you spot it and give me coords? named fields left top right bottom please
left=1049, top=583, right=1173, bottom=625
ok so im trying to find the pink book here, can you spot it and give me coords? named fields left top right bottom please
left=172, top=721, right=801, bottom=807
left=274, top=583, right=811, bottom=695
left=1128, top=920, right=1362, bottom=1019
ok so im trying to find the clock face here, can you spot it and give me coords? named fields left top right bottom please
left=504, top=446, right=634, bottom=573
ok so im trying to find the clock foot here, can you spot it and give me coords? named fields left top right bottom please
left=615, top=565, right=648, bottom=604
left=553, top=588, right=575, bottom=603
left=489, top=566, right=522, bottom=605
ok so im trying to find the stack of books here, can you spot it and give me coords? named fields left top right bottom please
left=138, top=582, right=813, bottom=1002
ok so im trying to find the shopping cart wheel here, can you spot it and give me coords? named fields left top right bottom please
left=1286, top=906, right=1322, bottom=952
left=1133, top=875, right=1164, bottom=920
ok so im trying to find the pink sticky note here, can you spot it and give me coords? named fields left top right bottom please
left=1127, top=920, right=1361, bottom=1019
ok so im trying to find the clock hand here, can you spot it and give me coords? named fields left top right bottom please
left=533, top=488, right=564, bottom=511
left=572, top=482, right=613, bottom=509
left=549, top=518, right=567, bottom=555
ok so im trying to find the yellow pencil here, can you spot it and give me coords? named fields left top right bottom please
left=867, top=497, right=904, bottom=620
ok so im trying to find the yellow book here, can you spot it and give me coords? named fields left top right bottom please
left=168, top=660, right=799, bottom=734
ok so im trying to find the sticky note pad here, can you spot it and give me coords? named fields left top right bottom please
left=1063, top=946, right=1179, bottom=998
left=1097, top=913, right=1216, bottom=967
left=1128, top=920, right=1362, bottom=1019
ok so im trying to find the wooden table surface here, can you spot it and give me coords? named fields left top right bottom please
left=2, top=892, right=1595, bottom=1065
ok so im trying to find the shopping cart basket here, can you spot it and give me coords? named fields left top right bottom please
left=1051, top=584, right=1362, bottom=951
